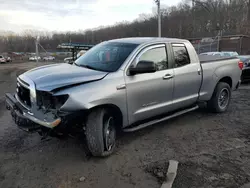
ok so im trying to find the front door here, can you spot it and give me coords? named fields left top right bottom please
left=125, top=44, right=174, bottom=125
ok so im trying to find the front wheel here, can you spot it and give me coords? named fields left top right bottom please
left=86, top=108, right=116, bottom=157
left=207, top=82, right=231, bottom=113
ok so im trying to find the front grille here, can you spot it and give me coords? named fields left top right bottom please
left=17, top=83, right=31, bottom=107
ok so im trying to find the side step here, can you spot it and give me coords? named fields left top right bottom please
left=123, top=105, right=199, bottom=132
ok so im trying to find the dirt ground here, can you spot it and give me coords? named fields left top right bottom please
left=0, top=62, right=250, bottom=188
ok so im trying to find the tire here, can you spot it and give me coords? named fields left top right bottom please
left=207, top=82, right=231, bottom=113
left=86, top=108, right=116, bottom=157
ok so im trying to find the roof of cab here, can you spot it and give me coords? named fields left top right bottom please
left=107, top=37, right=188, bottom=45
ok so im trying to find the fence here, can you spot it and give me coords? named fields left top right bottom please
left=189, top=35, right=250, bottom=55
left=192, top=40, right=219, bottom=54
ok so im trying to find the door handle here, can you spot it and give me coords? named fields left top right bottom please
left=163, top=74, right=174, bottom=80
left=198, top=68, right=201, bottom=75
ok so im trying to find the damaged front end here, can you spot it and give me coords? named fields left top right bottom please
left=6, top=75, right=85, bottom=139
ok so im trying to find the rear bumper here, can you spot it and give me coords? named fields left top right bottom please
left=5, top=93, right=61, bottom=131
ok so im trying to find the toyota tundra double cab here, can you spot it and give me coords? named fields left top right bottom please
left=6, top=38, right=242, bottom=157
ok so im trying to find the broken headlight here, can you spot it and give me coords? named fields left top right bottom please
left=37, top=91, right=69, bottom=111
left=53, top=95, right=69, bottom=110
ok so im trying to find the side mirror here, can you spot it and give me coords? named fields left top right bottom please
left=129, top=60, right=156, bottom=75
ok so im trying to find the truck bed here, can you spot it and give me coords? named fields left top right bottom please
left=198, top=55, right=238, bottom=64
left=198, top=55, right=241, bottom=101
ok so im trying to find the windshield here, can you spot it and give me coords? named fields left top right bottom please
left=222, top=52, right=239, bottom=56
left=75, top=42, right=138, bottom=72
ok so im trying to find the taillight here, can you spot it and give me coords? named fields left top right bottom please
left=238, top=61, right=244, bottom=70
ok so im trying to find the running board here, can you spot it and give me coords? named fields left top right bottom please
left=123, top=105, right=199, bottom=132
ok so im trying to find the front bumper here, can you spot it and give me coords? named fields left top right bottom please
left=5, top=93, right=61, bottom=131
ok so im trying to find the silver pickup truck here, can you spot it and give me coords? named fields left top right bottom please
left=6, top=38, right=242, bottom=157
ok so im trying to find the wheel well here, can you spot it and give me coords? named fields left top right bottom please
left=218, top=77, right=232, bottom=88
left=89, top=104, right=123, bottom=131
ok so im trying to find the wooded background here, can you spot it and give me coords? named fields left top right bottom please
left=0, top=0, right=250, bottom=53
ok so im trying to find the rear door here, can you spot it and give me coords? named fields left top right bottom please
left=125, top=44, right=174, bottom=124
left=171, top=43, right=202, bottom=109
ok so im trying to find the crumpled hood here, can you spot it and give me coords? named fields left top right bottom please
left=22, top=63, right=108, bottom=91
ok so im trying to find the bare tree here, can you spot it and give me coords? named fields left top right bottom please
left=0, top=0, right=248, bottom=53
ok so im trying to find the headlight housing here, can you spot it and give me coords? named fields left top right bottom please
left=53, top=95, right=69, bottom=110
left=37, top=91, right=69, bottom=111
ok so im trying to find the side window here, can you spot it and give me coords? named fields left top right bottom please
left=172, top=45, right=190, bottom=68
left=138, top=46, right=168, bottom=71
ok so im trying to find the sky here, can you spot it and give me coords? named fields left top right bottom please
left=0, top=0, right=181, bottom=33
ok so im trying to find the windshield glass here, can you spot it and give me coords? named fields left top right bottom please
left=75, top=42, right=138, bottom=72
left=232, top=52, right=239, bottom=56
left=222, top=52, right=230, bottom=57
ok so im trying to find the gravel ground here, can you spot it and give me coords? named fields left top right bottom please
left=0, top=62, right=250, bottom=188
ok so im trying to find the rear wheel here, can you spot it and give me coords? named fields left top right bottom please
left=207, top=82, right=231, bottom=113
left=86, top=108, right=116, bottom=157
